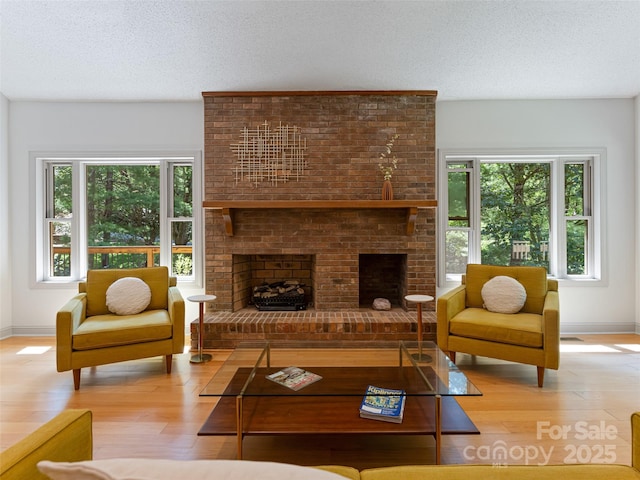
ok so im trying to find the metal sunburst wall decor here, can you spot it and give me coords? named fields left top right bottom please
left=231, top=121, right=307, bottom=186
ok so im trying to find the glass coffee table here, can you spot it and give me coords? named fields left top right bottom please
left=198, top=341, right=481, bottom=464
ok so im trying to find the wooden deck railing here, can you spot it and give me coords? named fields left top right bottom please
left=51, top=245, right=192, bottom=273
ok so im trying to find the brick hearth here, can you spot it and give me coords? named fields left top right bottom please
left=191, top=309, right=436, bottom=349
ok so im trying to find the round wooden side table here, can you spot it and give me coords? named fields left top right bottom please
left=405, top=294, right=434, bottom=362
left=188, top=294, right=216, bottom=364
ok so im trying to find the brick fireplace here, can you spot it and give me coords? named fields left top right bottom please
left=197, top=91, right=437, bottom=347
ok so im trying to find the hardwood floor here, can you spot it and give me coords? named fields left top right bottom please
left=1, top=334, right=638, bottom=469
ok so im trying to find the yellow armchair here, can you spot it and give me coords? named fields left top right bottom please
left=56, top=267, right=185, bottom=390
left=437, top=264, right=559, bottom=387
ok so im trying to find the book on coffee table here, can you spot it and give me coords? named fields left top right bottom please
left=266, top=366, right=322, bottom=391
left=359, top=385, right=406, bottom=423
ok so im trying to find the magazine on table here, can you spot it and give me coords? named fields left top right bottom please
left=266, top=366, right=322, bottom=391
left=359, top=385, right=406, bottom=423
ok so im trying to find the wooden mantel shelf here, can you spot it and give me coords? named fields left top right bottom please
left=203, top=200, right=437, bottom=236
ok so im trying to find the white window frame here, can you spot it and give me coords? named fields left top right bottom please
left=31, top=151, right=203, bottom=287
left=437, top=148, right=606, bottom=288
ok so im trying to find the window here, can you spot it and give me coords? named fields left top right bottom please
left=438, top=150, right=603, bottom=285
left=35, top=153, right=201, bottom=284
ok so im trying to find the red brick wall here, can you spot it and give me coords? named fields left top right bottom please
left=203, top=91, right=436, bottom=312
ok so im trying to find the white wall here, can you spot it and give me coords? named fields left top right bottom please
left=0, top=94, right=11, bottom=338
left=5, top=98, right=638, bottom=335
left=8, top=101, right=204, bottom=335
left=436, top=99, right=637, bottom=333
left=636, top=95, right=640, bottom=334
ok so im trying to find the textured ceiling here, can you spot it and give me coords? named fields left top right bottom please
left=1, top=0, right=639, bottom=102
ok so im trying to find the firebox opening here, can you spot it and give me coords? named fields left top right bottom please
left=359, top=254, right=408, bottom=308
left=232, top=254, right=314, bottom=311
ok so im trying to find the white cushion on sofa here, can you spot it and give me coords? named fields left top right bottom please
left=37, top=459, right=348, bottom=480
left=105, top=277, right=151, bottom=315
left=481, top=275, right=527, bottom=314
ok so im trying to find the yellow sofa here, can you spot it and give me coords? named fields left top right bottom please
left=437, top=264, right=560, bottom=387
left=56, top=266, right=185, bottom=390
left=0, top=410, right=93, bottom=480
left=2, top=410, right=638, bottom=479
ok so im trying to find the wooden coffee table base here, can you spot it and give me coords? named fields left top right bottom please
left=198, top=393, right=478, bottom=464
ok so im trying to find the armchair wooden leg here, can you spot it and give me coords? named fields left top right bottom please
left=448, top=351, right=456, bottom=363
left=165, top=355, right=172, bottom=374
left=73, top=369, right=81, bottom=390
left=537, top=366, right=545, bottom=388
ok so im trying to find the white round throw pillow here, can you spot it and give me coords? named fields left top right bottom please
left=106, top=277, right=151, bottom=315
left=481, top=275, right=527, bottom=314
left=38, top=459, right=348, bottom=480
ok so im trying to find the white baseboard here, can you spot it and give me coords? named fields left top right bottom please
left=559, top=322, right=637, bottom=335
left=0, top=326, right=13, bottom=340
left=6, top=327, right=56, bottom=337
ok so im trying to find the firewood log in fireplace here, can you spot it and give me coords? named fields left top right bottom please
left=253, top=280, right=307, bottom=311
